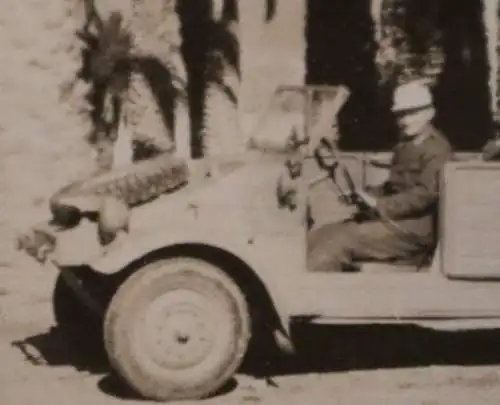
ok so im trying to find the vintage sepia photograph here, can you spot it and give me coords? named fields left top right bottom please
left=3, top=0, right=500, bottom=403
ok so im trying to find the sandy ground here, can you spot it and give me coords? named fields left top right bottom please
left=2, top=252, right=500, bottom=405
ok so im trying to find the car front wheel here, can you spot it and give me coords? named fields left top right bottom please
left=103, top=257, right=251, bottom=401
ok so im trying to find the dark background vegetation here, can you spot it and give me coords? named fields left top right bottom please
left=305, top=0, right=493, bottom=151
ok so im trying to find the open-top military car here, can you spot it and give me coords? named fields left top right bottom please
left=17, top=85, right=500, bottom=401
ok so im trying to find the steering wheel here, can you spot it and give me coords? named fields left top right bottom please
left=313, top=137, right=373, bottom=212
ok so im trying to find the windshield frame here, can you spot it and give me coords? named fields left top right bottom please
left=247, top=85, right=350, bottom=155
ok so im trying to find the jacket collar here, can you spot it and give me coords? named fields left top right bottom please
left=399, top=124, right=434, bottom=146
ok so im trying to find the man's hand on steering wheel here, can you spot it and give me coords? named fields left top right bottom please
left=313, top=136, right=378, bottom=213
left=354, top=189, right=377, bottom=210
left=339, top=190, right=375, bottom=211
left=337, top=165, right=378, bottom=212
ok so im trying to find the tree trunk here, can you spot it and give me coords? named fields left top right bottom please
left=176, top=0, right=211, bottom=159
left=482, top=0, right=499, bottom=123
left=202, top=0, right=242, bottom=157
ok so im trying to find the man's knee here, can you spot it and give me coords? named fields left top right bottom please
left=307, top=220, right=358, bottom=272
left=308, top=220, right=356, bottom=247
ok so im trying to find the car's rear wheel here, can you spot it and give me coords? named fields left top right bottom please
left=104, top=257, right=251, bottom=401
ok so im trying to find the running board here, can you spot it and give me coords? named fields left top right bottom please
left=300, top=315, right=500, bottom=331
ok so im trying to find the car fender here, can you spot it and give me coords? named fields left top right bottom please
left=90, top=228, right=298, bottom=349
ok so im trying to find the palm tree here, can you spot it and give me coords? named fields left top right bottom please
left=179, top=0, right=277, bottom=158
left=71, top=0, right=189, bottom=171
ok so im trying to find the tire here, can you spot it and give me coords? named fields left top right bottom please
left=52, top=269, right=107, bottom=355
left=104, top=257, right=251, bottom=401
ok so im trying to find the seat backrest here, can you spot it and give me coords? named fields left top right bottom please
left=361, top=151, right=482, bottom=189
left=440, top=160, right=500, bottom=279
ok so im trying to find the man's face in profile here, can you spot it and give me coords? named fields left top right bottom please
left=395, top=107, right=434, bottom=138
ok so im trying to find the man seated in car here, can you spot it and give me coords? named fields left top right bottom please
left=308, top=80, right=453, bottom=272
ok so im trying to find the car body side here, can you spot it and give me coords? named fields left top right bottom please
left=49, top=150, right=500, bottom=340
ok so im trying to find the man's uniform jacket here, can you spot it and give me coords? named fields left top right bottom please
left=371, top=124, right=453, bottom=243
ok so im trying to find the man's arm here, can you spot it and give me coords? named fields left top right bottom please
left=364, top=156, right=396, bottom=197
left=375, top=145, right=452, bottom=219
left=365, top=182, right=391, bottom=197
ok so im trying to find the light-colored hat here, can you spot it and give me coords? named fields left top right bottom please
left=391, top=81, right=433, bottom=112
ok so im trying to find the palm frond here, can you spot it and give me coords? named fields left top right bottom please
left=207, top=20, right=240, bottom=78
left=209, top=76, right=238, bottom=104
left=73, top=10, right=134, bottom=143
left=136, top=56, right=187, bottom=135
left=90, top=12, right=133, bottom=84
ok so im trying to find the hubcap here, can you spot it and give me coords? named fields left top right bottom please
left=136, top=289, right=229, bottom=371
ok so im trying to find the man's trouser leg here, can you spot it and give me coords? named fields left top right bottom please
left=307, top=219, right=425, bottom=272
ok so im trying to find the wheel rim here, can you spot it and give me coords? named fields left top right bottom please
left=133, top=288, right=236, bottom=378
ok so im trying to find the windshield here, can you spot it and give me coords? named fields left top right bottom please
left=248, top=85, right=350, bottom=155
left=248, top=88, right=306, bottom=153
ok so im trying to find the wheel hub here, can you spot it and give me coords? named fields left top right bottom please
left=138, top=290, right=222, bottom=370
